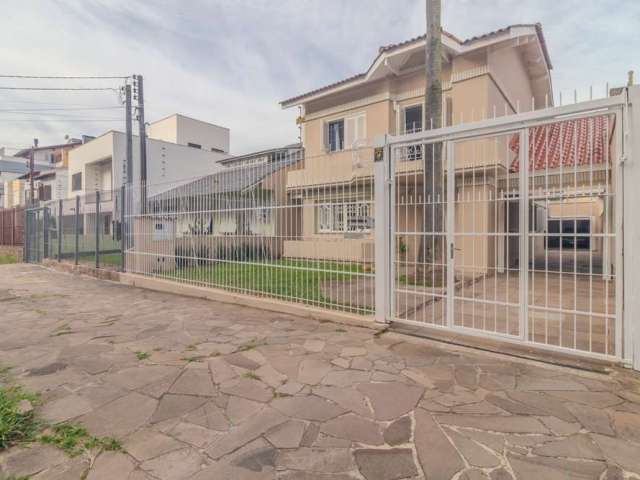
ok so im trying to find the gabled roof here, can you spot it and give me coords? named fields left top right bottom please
left=281, top=23, right=551, bottom=108
left=151, top=156, right=301, bottom=202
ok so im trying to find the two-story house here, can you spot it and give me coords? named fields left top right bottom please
left=280, top=24, right=555, bottom=270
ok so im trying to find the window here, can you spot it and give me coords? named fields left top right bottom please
left=103, top=214, right=112, bottom=235
left=38, top=184, right=52, bottom=201
left=188, top=142, right=202, bottom=149
left=327, top=120, right=344, bottom=152
left=547, top=219, right=591, bottom=250
left=403, top=105, right=423, bottom=161
left=71, top=172, right=82, bottom=191
left=317, top=201, right=371, bottom=233
left=403, top=105, right=423, bottom=134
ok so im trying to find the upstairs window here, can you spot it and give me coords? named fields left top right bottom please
left=403, top=105, right=423, bottom=134
left=325, top=114, right=366, bottom=152
left=327, top=120, right=344, bottom=152
left=71, top=172, right=82, bottom=192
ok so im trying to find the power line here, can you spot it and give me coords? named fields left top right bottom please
left=0, top=75, right=129, bottom=79
left=0, top=87, right=118, bottom=91
left=0, top=106, right=123, bottom=113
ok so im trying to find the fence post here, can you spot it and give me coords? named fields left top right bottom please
left=74, top=195, right=80, bottom=266
left=43, top=207, right=49, bottom=260
left=374, top=134, right=391, bottom=324
left=23, top=209, right=28, bottom=263
left=95, top=190, right=100, bottom=269
left=58, top=199, right=62, bottom=262
left=121, top=185, right=126, bottom=272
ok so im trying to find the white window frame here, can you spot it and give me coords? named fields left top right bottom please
left=325, top=113, right=367, bottom=153
left=317, top=201, right=371, bottom=234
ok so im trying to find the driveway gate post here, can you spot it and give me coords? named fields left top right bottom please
left=624, top=85, right=640, bottom=371
left=374, top=135, right=391, bottom=324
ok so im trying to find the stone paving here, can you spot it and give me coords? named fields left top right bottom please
left=0, top=264, right=640, bottom=479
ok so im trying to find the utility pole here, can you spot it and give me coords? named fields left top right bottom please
left=417, top=0, right=443, bottom=280
left=125, top=82, right=133, bottom=185
left=135, top=75, right=147, bottom=212
left=29, top=138, right=38, bottom=206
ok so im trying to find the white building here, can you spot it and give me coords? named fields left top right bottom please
left=66, top=114, right=230, bottom=237
left=67, top=114, right=230, bottom=200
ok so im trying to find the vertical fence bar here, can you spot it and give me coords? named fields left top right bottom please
left=74, top=195, right=80, bottom=266
left=121, top=185, right=126, bottom=272
left=12, top=208, right=17, bottom=246
left=95, top=190, right=100, bottom=269
left=23, top=209, right=28, bottom=263
left=43, top=207, right=49, bottom=261
left=58, top=199, right=62, bottom=262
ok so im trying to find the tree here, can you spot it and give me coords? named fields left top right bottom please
left=416, top=0, right=444, bottom=284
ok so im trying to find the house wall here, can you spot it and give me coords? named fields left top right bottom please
left=68, top=131, right=228, bottom=200
left=148, top=114, right=230, bottom=153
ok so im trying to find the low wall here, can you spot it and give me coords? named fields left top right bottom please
left=40, top=260, right=378, bottom=331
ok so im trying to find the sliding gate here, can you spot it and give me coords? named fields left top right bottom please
left=386, top=97, right=624, bottom=360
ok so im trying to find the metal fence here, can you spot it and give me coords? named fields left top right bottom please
left=382, top=95, right=624, bottom=360
left=122, top=155, right=375, bottom=315
left=25, top=188, right=124, bottom=270
left=0, top=207, right=24, bottom=246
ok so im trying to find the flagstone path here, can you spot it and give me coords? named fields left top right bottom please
left=0, top=263, right=639, bottom=479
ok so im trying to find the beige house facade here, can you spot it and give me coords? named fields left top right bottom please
left=280, top=24, right=557, bottom=268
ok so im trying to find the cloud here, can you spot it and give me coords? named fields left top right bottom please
left=0, top=0, right=638, bottom=156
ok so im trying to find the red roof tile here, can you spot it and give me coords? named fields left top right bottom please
left=509, top=114, right=615, bottom=172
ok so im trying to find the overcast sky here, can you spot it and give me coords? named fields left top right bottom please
left=1, top=0, right=638, bottom=155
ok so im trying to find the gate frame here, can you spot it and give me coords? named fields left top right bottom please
left=375, top=92, right=632, bottom=365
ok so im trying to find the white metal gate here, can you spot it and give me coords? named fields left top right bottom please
left=382, top=95, right=625, bottom=360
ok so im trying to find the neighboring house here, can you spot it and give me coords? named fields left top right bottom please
left=279, top=24, right=558, bottom=269
left=128, top=144, right=303, bottom=273
left=66, top=114, right=231, bottom=240
left=1, top=155, right=49, bottom=209
left=2, top=139, right=84, bottom=208
left=13, top=138, right=84, bottom=166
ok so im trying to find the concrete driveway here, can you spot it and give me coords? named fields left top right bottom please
left=0, top=264, right=639, bottom=479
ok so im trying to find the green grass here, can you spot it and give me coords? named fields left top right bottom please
left=77, top=252, right=122, bottom=267
left=0, top=386, right=40, bottom=450
left=0, top=365, right=121, bottom=463
left=39, top=423, right=121, bottom=457
left=134, top=351, right=150, bottom=361
left=165, top=259, right=372, bottom=314
left=0, top=254, right=18, bottom=265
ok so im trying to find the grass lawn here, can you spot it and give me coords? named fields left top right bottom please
left=76, top=252, right=122, bottom=268
left=0, top=254, right=19, bottom=265
left=165, top=259, right=372, bottom=313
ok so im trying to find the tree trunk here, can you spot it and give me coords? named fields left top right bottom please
left=416, top=0, right=443, bottom=284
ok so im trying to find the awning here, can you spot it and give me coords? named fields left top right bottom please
left=510, top=114, right=615, bottom=172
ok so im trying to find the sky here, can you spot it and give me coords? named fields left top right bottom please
left=1, top=0, right=638, bottom=156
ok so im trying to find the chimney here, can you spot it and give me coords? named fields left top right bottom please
left=629, top=70, right=635, bottom=86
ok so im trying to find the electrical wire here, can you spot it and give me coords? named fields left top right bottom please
left=0, top=87, right=118, bottom=91
left=0, top=75, right=129, bottom=79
